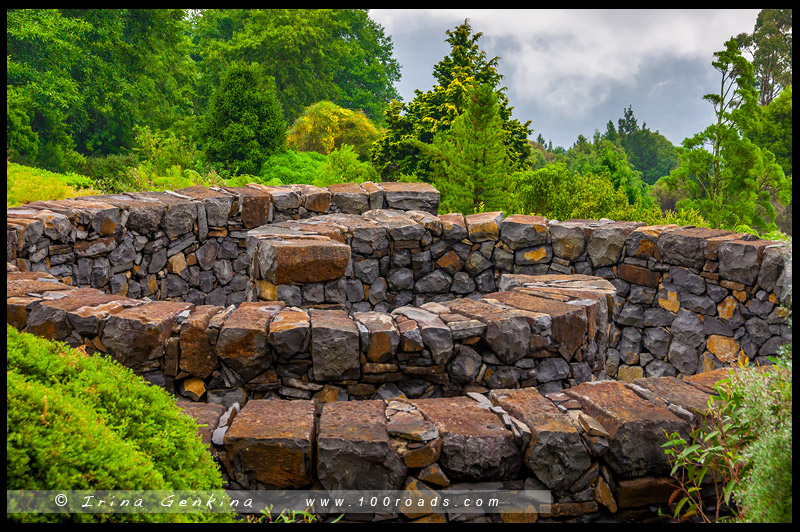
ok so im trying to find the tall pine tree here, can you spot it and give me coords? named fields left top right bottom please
left=414, top=83, right=513, bottom=214
left=371, top=19, right=531, bottom=181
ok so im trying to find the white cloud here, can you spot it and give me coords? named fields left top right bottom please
left=371, top=9, right=760, bottom=117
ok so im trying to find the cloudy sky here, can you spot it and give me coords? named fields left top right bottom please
left=370, top=9, right=761, bottom=149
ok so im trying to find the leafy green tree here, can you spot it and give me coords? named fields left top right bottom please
left=201, top=62, right=287, bottom=176
left=287, top=101, right=380, bottom=159
left=191, top=9, right=400, bottom=124
left=607, top=105, right=678, bottom=185
left=663, top=39, right=790, bottom=233
left=414, top=83, right=515, bottom=214
left=371, top=19, right=532, bottom=181
left=7, top=9, right=197, bottom=170
left=564, top=135, right=651, bottom=207
left=745, top=85, right=792, bottom=235
left=735, top=9, right=792, bottom=106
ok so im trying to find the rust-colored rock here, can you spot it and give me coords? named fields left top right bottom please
left=565, top=380, right=690, bottom=477
left=224, top=399, right=316, bottom=488
left=618, top=263, right=662, bottom=288
left=489, top=290, right=587, bottom=360
left=354, top=311, right=399, bottom=363
left=411, top=396, right=521, bottom=481
left=216, top=302, right=284, bottom=381
left=465, top=211, right=504, bottom=242
left=616, top=476, right=676, bottom=508
left=180, top=305, right=224, bottom=378
left=317, top=400, right=406, bottom=490
left=178, top=401, right=226, bottom=450
left=253, top=237, right=351, bottom=285
left=490, top=387, right=592, bottom=491
left=101, top=301, right=194, bottom=370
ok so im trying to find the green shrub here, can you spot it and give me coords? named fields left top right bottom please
left=255, top=149, right=327, bottom=186
left=6, top=162, right=102, bottom=208
left=133, top=126, right=205, bottom=176
left=663, top=330, right=792, bottom=523
left=201, top=62, right=287, bottom=176
left=313, top=144, right=379, bottom=187
left=79, top=153, right=142, bottom=193
left=6, top=325, right=235, bottom=523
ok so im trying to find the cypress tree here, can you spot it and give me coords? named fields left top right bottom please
left=202, top=62, right=287, bottom=175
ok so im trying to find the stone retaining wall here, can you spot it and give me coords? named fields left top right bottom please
left=7, top=182, right=792, bottom=400
left=6, top=181, right=792, bottom=522
left=176, top=367, right=744, bottom=522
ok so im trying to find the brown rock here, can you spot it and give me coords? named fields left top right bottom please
left=101, top=301, right=193, bottom=370
left=310, top=309, right=360, bottom=381
left=216, top=302, right=284, bottom=381
left=317, top=400, right=406, bottom=489
left=224, top=399, right=316, bottom=488
left=565, top=380, right=690, bottom=477
left=411, top=396, right=521, bottom=481
left=268, top=307, right=311, bottom=356
left=491, top=387, right=592, bottom=491
left=465, top=211, right=504, bottom=242
left=616, top=476, right=676, bottom=508
left=354, top=311, right=400, bottom=363
left=253, top=237, right=351, bottom=285
left=618, top=263, right=661, bottom=288
left=177, top=402, right=226, bottom=450
left=180, top=305, right=224, bottom=378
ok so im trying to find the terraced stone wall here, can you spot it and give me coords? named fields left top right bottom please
left=7, top=182, right=792, bottom=401
left=6, top=181, right=792, bottom=522
left=178, top=368, right=745, bottom=522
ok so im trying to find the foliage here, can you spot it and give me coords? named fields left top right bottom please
left=662, top=39, right=791, bottom=234
left=414, top=83, right=515, bottom=214
left=133, top=165, right=225, bottom=192
left=371, top=19, right=532, bottom=181
left=6, top=325, right=235, bottom=523
left=200, top=62, right=287, bottom=176
left=735, top=9, right=792, bottom=106
left=662, top=336, right=792, bottom=523
left=609, top=105, right=679, bottom=185
left=6, top=9, right=197, bottom=170
left=133, top=126, right=206, bottom=176
left=79, top=153, right=141, bottom=194
left=313, top=144, right=379, bottom=187
left=6, top=162, right=101, bottom=208
left=250, top=149, right=327, bottom=187
left=512, top=162, right=707, bottom=227
left=564, top=134, right=653, bottom=207
left=191, top=9, right=400, bottom=124
left=287, top=101, right=381, bottom=159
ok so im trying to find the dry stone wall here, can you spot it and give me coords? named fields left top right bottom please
left=7, top=182, right=791, bottom=401
left=6, top=180, right=791, bottom=522
left=176, top=367, right=747, bottom=522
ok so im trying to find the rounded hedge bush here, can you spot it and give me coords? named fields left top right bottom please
left=6, top=325, right=236, bottom=523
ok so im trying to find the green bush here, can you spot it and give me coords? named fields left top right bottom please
left=6, top=162, right=102, bottom=208
left=133, top=126, right=206, bottom=176
left=201, top=62, right=287, bottom=176
left=313, top=144, right=379, bottom=187
left=663, top=322, right=792, bottom=523
left=254, top=149, right=327, bottom=186
left=79, top=153, right=142, bottom=193
left=6, top=325, right=235, bottom=523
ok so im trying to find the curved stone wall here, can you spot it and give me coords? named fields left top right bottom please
left=6, top=181, right=791, bottom=521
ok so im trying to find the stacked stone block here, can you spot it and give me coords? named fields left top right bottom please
left=173, top=368, right=737, bottom=522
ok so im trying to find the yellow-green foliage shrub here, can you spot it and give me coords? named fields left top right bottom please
left=6, top=325, right=235, bottom=523
left=6, top=162, right=101, bottom=208
left=288, top=100, right=380, bottom=159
